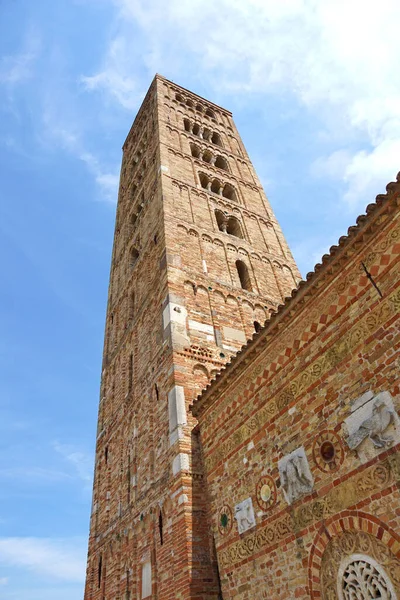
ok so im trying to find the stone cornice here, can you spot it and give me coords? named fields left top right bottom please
left=191, top=172, right=400, bottom=418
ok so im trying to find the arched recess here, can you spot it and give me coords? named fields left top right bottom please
left=226, top=216, right=243, bottom=238
left=211, top=179, right=221, bottom=194
left=222, top=183, right=237, bottom=202
left=215, top=155, right=229, bottom=171
left=199, top=173, right=209, bottom=189
left=129, top=247, right=139, bottom=271
left=215, top=210, right=226, bottom=232
left=309, top=510, right=400, bottom=600
left=190, top=143, right=201, bottom=158
left=236, top=260, right=252, bottom=291
left=193, top=364, right=209, bottom=395
left=211, top=132, right=222, bottom=147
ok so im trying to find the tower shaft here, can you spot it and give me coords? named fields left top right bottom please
left=84, top=75, right=300, bottom=600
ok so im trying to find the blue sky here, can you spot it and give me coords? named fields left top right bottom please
left=0, top=1, right=399, bottom=598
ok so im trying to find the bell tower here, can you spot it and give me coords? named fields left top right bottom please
left=84, top=74, right=300, bottom=600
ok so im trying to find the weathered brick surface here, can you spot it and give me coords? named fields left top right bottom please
left=193, top=180, right=400, bottom=599
left=84, top=75, right=300, bottom=600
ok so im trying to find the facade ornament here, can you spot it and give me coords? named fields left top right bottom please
left=278, top=446, right=314, bottom=505
left=234, top=497, right=256, bottom=534
left=344, top=391, right=400, bottom=462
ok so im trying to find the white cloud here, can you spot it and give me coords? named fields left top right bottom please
left=53, top=442, right=93, bottom=488
left=83, top=0, right=400, bottom=207
left=81, top=37, right=144, bottom=110
left=0, top=467, right=72, bottom=483
left=40, top=107, right=119, bottom=202
left=0, top=31, right=40, bottom=86
left=0, top=537, right=86, bottom=582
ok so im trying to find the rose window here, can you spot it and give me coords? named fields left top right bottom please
left=338, top=554, right=396, bottom=600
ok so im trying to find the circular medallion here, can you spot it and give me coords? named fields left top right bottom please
left=218, top=504, right=233, bottom=535
left=313, top=430, right=344, bottom=473
left=256, top=475, right=277, bottom=511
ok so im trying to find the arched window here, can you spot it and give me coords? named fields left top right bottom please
left=254, top=321, right=261, bottom=333
left=176, top=93, right=184, bottom=103
left=192, top=123, right=200, bottom=136
left=203, top=128, right=211, bottom=141
left=186, top=99, right=193, bottom=108
left=211, top=132, right=222, bottom=146
left=183, top=118, right=191, bottom=132
left=226, top=216, right=243, bottom=238
left=98, top=555, right=103, bottom=588
left=205, top=108, right=215, bottom=119
left=129, top=292, right=135, bottom=322
left=211, top=179, right=221, bottom=194
left=215, top=155, right=229, bottom=171
left=222, top=183, right=237, bottom=202
left=199, top=173, right=209, bottom=189
left=158, top=511, right=163, bottom=545
left=190, top=144, right=201, bottom=158
left=215, top=210, right=226, bottom=232
left=236, top=260, right=252, bottom=291
left=130, top=212, right=137, bottom=230
left=196, top=104, right=203, bottom=113
left=202, top=150, right=213, bottom=164
left=130, top=247, right=139, bottom=270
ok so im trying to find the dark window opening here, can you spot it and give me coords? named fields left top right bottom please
left=186, top=99, right=193, bottom=108
left=215, top=156, right=229, bottom=171
left=215, top=210, right=226, bottom=232
left=202, top=150, right=213, bottom=164
left=176, top=93, right=184, bottom=103
left=199, top=173, right=209, bottom=189
left=254, top=321, right=261, bottom=333
left=130, top=248, right=139, bottom=270
left=183, top=118, right=191, bottom=132
left=211, top=132, right=222, bottom=146
left=226, top=216, right=243, bottom=238
left=196, top=104, right=203, bottom=112
left=205, top=108, right=215, bottom=119
left=105, top=446, right=109, bottom=464
left=203, top=128, right=211, bottom=141
left=154, top=383, right=159, bottom=401
left=236, top=260, right=252, bottom=291
left=211, top=179, right=221, bottom=194
left=128, top=353, right=133, bottom=393
left=190, top=144, right=201, bottom=159
left=192, top=123, right=200, bottom=136
left=222, top=183, right=236, bottom=201
left=159, top=511, right=164, bottom=545
left=98, top=555, right=102, bottom=588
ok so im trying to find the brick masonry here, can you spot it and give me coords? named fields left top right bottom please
left=84, top=75, right=300, bottom=600
left=193, top=175, right=400, bottom=599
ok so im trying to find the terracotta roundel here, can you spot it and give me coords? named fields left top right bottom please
left=312, top=430, right=345, bottom=473
left=256, top=475, right=277, bottom=511
left=218, top=504, right=233, bottom=536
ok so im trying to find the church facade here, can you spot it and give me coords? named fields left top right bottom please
left=84, top=74, right=400, bottom=599
left=193, top=174, right=400, bottom=599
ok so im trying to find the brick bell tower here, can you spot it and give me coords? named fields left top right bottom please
left=84, top=75, right=300, bottom=600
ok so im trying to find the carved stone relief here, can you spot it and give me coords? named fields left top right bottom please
left=234, top=497, right=256, bottom=534
left=218, top=504, right=233, bottom=536
left=320, top=531, right=400, bottom=600
left=256, top=475, right=277, bottom=511
left=338, top=554, right=397, bottom=600
left=313, top=430, right=345, bottom=473
left=345, top=391, right=400, bottom=463
left=278, top=446, right=314, bottom=505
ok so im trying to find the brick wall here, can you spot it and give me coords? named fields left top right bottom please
left=193, top=180, right=400, bottom=599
